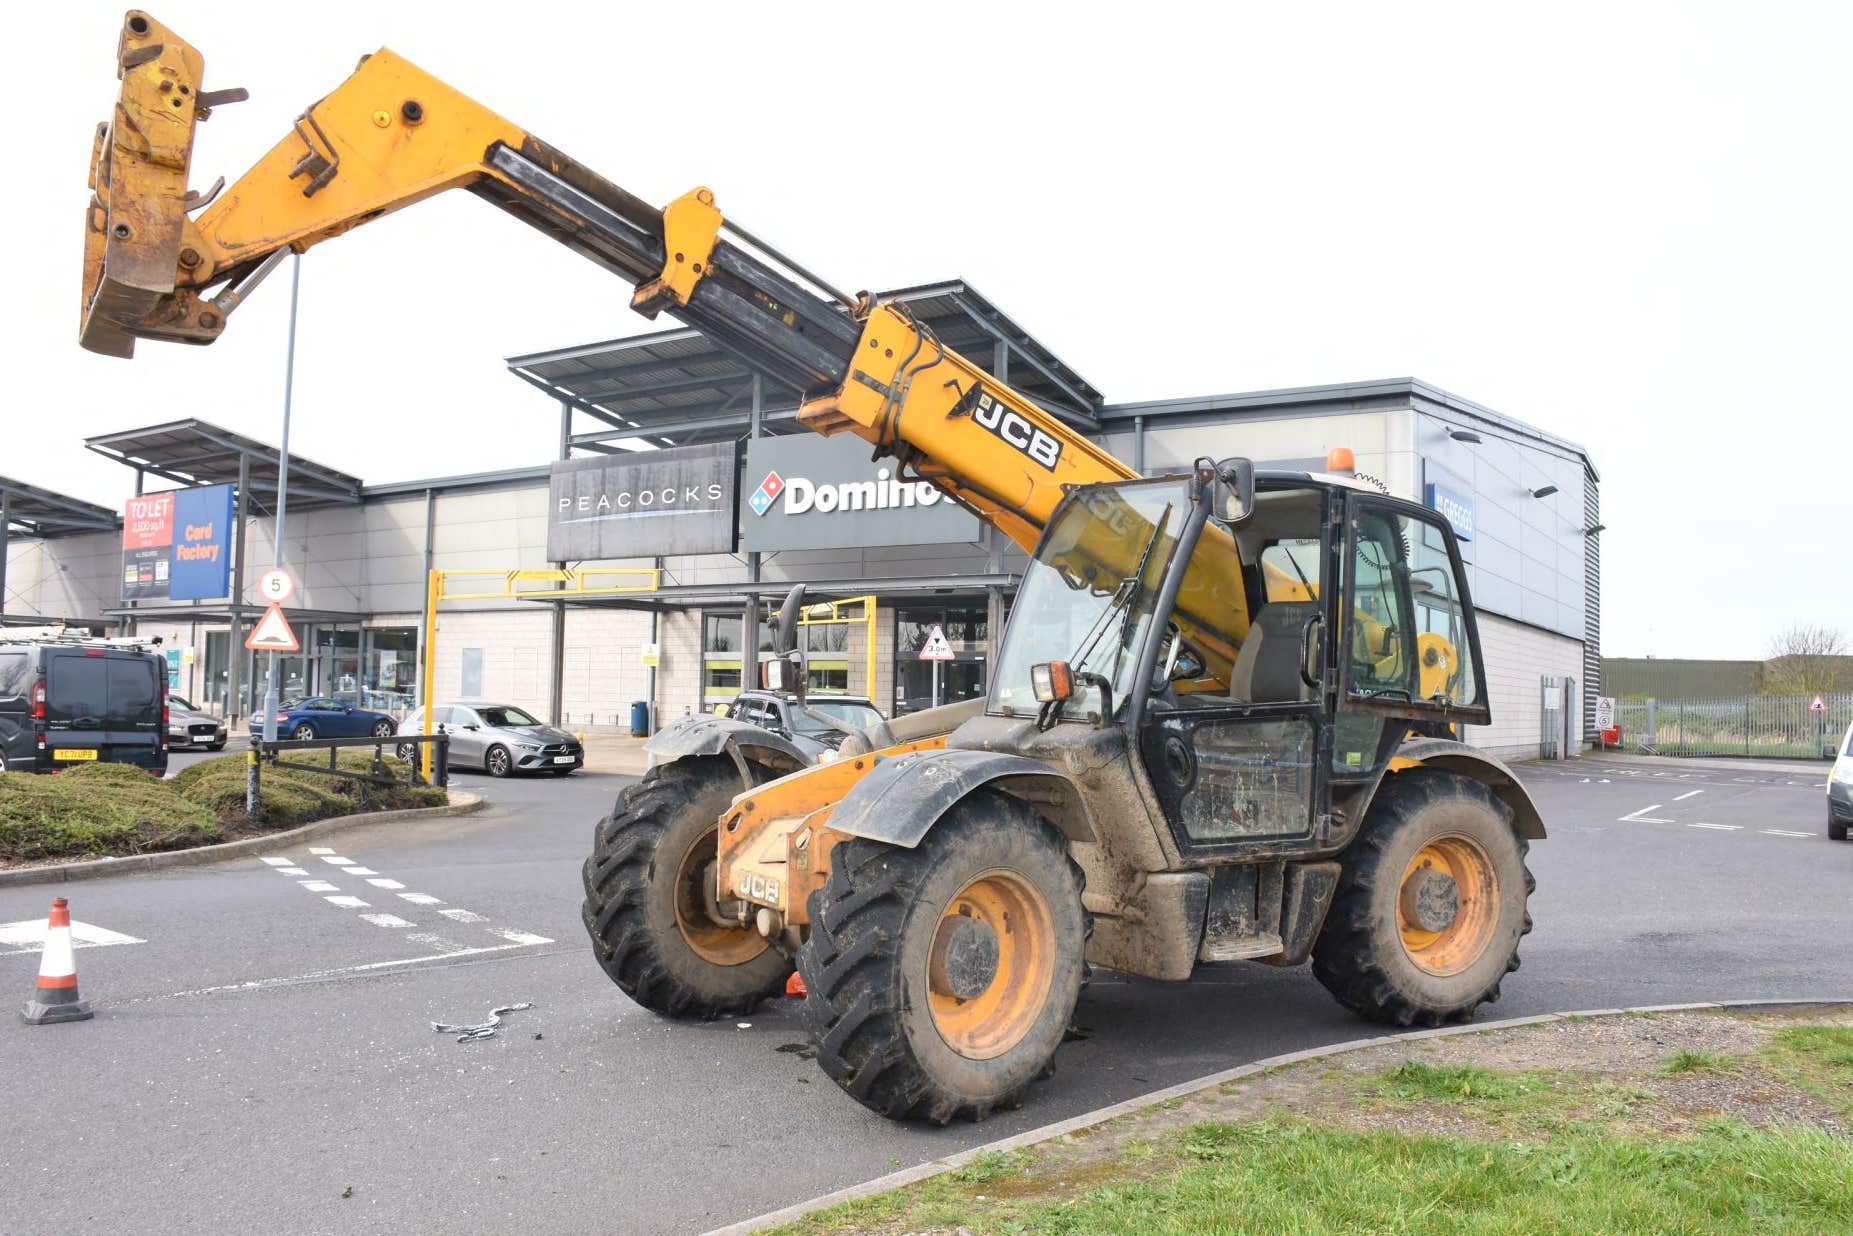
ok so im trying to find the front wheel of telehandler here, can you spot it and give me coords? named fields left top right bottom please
left=799, top=791, right=1087, bottom=1124
left=1312, top=770, right=1533, bottom=1029
left=580, top=756, right=792, bottom=1020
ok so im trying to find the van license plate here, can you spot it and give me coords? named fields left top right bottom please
left=54, top=749, right=99, bottom=761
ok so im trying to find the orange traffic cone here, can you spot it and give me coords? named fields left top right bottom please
left=785, top=970, right=807, bottom=999
left=21, top=897, right=93, bottom=1025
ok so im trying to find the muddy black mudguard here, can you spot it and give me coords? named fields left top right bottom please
left=1395, top=737, right=1547, bottom=839
left=644, top=715, right=810, bottom=782
left=824, top=747, right=1097, bottom=848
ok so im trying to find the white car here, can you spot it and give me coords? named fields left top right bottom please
left=1830, top=718, right=1853, bottom=842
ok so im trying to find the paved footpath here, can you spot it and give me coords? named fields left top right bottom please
left=1, top=756, right=1849, bottom=1233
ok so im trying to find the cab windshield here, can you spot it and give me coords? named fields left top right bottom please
left=990, top=479, right=1189, bottom=721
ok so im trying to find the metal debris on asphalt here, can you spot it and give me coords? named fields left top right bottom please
left=431, top=1002, right=534, bottom=1042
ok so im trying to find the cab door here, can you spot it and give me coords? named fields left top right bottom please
left=1336, top=495, right=1490, bottom=734
left=1137, top=483, right=1339, bottom=857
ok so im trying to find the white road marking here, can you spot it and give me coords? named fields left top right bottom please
left=1762, top=829, right=1814, bottom=838
left=1618, top=804, right=1672, bottom=823
left=343, top=867, right=379, bottom=876
left=488, top=929, right=554, bottom=946
left=438, top=908, right=488, bottom=923
left=260, top=856, right=294, bottom=867
left=398, top=893, right=443, bottom=905
left=276, top=867, right=308, bottom=876
left=163, top=942, right=554, bottom=999
left=404, top=932, right=465, bottom=953
left=0, top=919, right=146, bottom=955
left=366, top=878, right=405, bottom=889
left=1673, top=790, right=1704, bottom=801
left=1688, top=822, right=1740, bottom=831
left=299, top=880, right=340, bottom=893
left=308, top=847, right=335, bottom=855
left=324, top=895, right=370, bottom=908
left=359, top=913, right=414, bottom=928
left=321, top=856, right=355, bottom=866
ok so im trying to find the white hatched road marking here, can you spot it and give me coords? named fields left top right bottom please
left=489, top=929, right=554, bottom=946
left=1762, top=829, right=1814, bottom=838
left=1618, top=804, right=1673, bottom=823
left=439, top=908, right=488, bottom=924
left=276, top=867, right=308, bottom=876
left=322, top=856, right=355, bottom=866
left=398, top=893, right=443, bottom=905
left=299, top=880, right=340, bottom=893
left=324, top=895, right=370, bottom=908
left=360, top=913, right=414, bottom=928
left=164, top=943, right=550, bottom=998
left=0, top=919, right=145, bottom=955
left=344, top=867, right=380, bottom=876
left=1673, top=790, right=1705, bottom=801
left=405, top=932, right=465, bottom=952
left=308, top=847, right=335, bottom=855
left=260, top=857, right=293, bottom=867
left=1689, top=822, right=1740, bottom=831
left=367, top=878, right=405, bottom=889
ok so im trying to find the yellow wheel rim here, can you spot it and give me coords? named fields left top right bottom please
left=927, top=869, right=1055, bottom=1061
left=1397, top=835, right=1499, bottom=977
left=672, top=826, right=768, bottom=967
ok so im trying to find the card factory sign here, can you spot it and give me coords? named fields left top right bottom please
left=120, top=484, right=235, bottom=601
left=546, top=442, right=739, bottom=559
left=741, top=434, right=979, bottom=552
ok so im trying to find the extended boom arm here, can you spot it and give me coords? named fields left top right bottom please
left=83, top=12, right=1251, bottom=670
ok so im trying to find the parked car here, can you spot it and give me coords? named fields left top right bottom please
left=397, top=703, right=584, bottom=777
left=0, top=633, right=168, bottom=775
left=724, top=691, right=884, bottom=761
left=1830, top=718, right=1853, bottom=842
left=248, top=696, right=398, bottom=742
left=166, top=693, right=228, bottom=751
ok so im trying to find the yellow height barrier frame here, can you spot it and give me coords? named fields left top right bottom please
left=795, top=594, right=878, bottom=699
left=419, top=567, right=660, bottom=779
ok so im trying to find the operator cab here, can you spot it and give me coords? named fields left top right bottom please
left=986, top=452, right=1487, bottom=860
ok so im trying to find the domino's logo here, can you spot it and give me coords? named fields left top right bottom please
left=749, top=470, right=784, bottom=516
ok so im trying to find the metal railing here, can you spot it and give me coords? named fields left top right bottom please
left=245, top=732, right=449, bottom=825
left=1607, top=693, right=1851, bottom=760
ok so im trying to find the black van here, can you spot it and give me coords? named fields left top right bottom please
left=0, top=637, right=168, bottom=775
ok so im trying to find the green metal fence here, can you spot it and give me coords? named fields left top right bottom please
left=1607, top=693, right=1852, bottom=760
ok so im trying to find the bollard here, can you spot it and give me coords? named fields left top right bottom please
left=245, top=746, right=261, bottom=827
left=434, top=735, right=449, bottom=789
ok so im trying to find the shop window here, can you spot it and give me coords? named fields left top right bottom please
left=808, top=664, right=849, bottom=692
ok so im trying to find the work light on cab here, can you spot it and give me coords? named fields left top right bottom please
left=1030, top=660, right=1074, bottom=703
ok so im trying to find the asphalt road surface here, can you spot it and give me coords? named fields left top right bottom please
left=3, top=755, right=1848, bottom=1233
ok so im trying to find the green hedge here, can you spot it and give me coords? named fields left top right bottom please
left=0, top=752, right=445, bottom=863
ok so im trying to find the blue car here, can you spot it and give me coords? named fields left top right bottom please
left=248, top=696, right=399, bottom=742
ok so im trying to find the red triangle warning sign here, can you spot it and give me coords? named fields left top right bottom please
left=918, top=624, right=955, bottom=661
left=1810, top=694, right=1828, bottom=713
left=245, top=604, right=300, bottom=652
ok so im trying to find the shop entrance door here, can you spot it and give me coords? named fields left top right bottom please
left=893, top=605, right=988, bottom=716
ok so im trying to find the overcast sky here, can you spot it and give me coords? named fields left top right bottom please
left=12, top=2, right=1847, bottom=658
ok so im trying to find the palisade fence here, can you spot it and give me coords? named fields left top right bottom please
left=1605, top=693, right=1852, bottom=760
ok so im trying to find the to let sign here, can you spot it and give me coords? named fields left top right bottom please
left=121, top=485, right=234, bottom=601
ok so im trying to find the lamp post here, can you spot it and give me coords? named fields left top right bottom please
left=261, top=253, right=302, bottom=746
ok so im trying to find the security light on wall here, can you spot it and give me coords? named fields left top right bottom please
left=1530, top=485, right=1559, bottom=499
left=1448, top=429, right=1482, bottom=444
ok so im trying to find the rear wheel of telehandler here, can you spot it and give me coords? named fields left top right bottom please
left=799, top=791, right=1087, bottom=1124
left=1312, top=770, right=1532, bottom=1028
left=580, top=757, right=791, bottom=1020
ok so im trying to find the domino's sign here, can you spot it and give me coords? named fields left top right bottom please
left=1424, top=482, right=1475, bottom=542
left=743, top=435, right=978, bottom=551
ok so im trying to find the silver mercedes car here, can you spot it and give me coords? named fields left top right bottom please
left=396, top=702, right=584, bottom=777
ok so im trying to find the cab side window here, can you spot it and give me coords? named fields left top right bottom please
left=1346, top=506, right=1480, bottom=708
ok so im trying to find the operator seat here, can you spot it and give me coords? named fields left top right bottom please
left=1228, top=601, right=1321, bottom=703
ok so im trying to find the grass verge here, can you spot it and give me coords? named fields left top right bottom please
left=1, top=752, right=444, bottom=862
left=770, top=1009, right=1853, bottom=1236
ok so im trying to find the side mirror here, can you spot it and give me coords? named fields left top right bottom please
left=772, top=584, right=806, bottom=655
left=1214, top=457, right=1256, bottom=523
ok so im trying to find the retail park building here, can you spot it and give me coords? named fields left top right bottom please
left=3, top=282, right=1601, bottom=759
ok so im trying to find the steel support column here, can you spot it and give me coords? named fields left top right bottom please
left=0, top=490, right=9, bottom=616
left=549, top=400, right=570, bottom=724
left=743, top=373, right=762, bottom=686
left=226, top=452, right=249, bottom=720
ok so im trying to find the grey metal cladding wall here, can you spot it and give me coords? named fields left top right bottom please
left=1416, top=414, right=1586, bottom=642
left=546, top=442, right=739, bottom=560
left=1583, top=467, right=1600, bottom=738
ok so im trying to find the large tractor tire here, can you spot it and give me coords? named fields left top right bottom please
left=581, top=756, right=791, bottom=1020
left=798, top=791, right=1087, bottom=1124
left=1312, top=770, right=1533, bottom=1029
